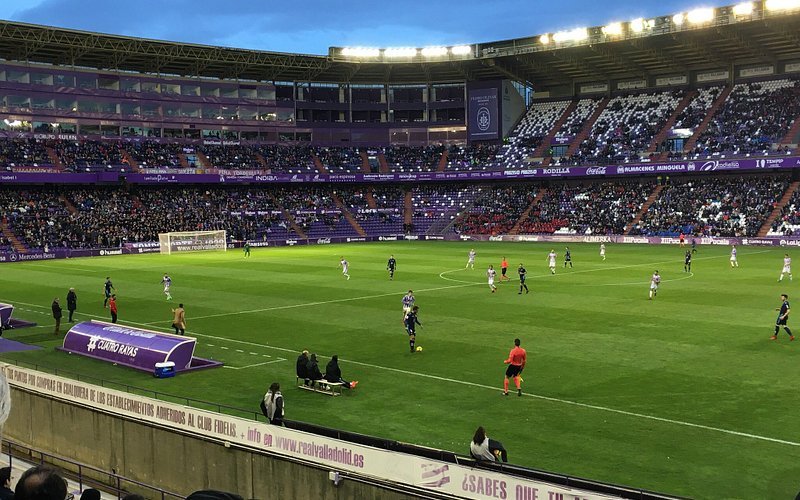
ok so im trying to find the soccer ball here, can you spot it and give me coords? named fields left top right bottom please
left=416, top=346, right=423, bottom=352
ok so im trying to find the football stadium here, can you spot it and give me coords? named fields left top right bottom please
left=0, top=1, right=799, bottom=498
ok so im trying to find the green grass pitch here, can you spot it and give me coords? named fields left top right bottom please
left=1, top=241, right=799, bottom=498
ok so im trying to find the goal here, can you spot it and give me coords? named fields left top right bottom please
left=158, top=231, right=227, bottom=255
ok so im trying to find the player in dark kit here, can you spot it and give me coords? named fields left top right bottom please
left=684, top=250, right=692, bottom=273
left=771, top=294, right=794, bottom=341
left=387, top=255, right=397, bottom=280
left=405, top=305, right=422, bottom=353
left=564, top=247, right=573, bottom=268
left=518, top=264, right=529, bottom=294
left=103, top=277, right=115, bottom=308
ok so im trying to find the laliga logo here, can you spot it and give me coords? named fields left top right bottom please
left=476, top=107, right=491, bottom=132
left=87, top=335, right=100, bottom=352
left=586, top=167, right=607, bottom=175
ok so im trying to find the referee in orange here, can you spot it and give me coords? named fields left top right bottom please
left=502, top=338, right=526, bottom=396
left=500, top=257, right=510, bottom=281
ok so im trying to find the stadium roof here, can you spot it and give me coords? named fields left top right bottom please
left=0, top=8, right=798, bottom=90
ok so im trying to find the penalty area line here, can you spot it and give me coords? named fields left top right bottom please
left=6, top=298, right=799, bottom=449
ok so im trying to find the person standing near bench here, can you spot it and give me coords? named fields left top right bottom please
left=51, top=298, right=62, bottom=334
left=109, top=294, right=118, bottom=324
left=172, top=304, right=186, bottom=336
left=66, top=288, right=77, bottom=323
left=324, top=355, right=358, bottom=389
left=262, top=382, right=284, bottom=426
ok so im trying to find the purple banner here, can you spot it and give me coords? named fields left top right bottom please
left=0, top=173, right=99, bottom=184
left=468, top=88, right=499, bottom=141
left=0, top=303, right=13, bottom=326
left=60, top=320, right=196, bottom=372
left=550, top=135, right=574, bottom=145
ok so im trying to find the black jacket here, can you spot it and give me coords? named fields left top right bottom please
left=306, top=358, right=323, bottom=380
left=67, top=290, right=77, bottom=310
left=52, top=301, right=62, bottom=319
left=296, top=354, right=309, bottom=378
left=325, top=359, right=341, bottom=381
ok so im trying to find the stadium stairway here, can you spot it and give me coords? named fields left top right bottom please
left=564, top=97, right=611, bottom=158
left=624, top=184, right=665, bottom=234
left=758, top=180, right=800, bottom=237
left=509, top=190, right=546, bottom=235
left=312, top=155, right=328, bottom=174
left=646, top=90, right=698, bottom=156
left=120, top=149, right=140, bottom=172
left=1, top=222, right=28, bottom=253
left=404, top=190, right=414, bottom=229
left=58, top=194, right=78, bottom=215
left=177, top=152, right=191, bottom=169
left=331, top=193, right=367, bottom=237
left=531, top=99, right=579, bottom=158
left=359, top=150, right=371, bottom=173
left=255, top=152, right=270, bottom=170
left=436, top=150, right=448, bottom=172
left=267, top=192, right=308, bottom=239
left=45, top=146, right=62, bottom=170
left=780, top=97, right=800, bottom=145
left=682, top=85, right=733, bottom=153
left=377, top=153, right=390, bottom=173
left=365, top=188, right=379, bottom=209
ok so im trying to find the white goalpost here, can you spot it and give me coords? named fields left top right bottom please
left=158, top=231, right=228, bottom=255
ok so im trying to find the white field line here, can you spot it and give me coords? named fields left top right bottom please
left=4, top=297, right=799, bottom=448
left=223, top=358, right=286, bottom=370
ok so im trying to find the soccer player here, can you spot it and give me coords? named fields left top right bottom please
left=684, top=250, right=692, bottom=273
left=547, top=249, right=557, bottom=275
left=779, top=254, right=793, bottom=282
left=502, top=338, right=526, bottom=396
left=402, top=290, right=415, bottom=320
left=387, top=255, right=397, bottom=280
left=518, top=264, right=529, bottom=294
left=730, top=245, right=739, bottom=268
left=103, top=277, right=115, bottom=308
left=648, top=271, right=661, bottom=300
left=109, top=294, right=118, bottom=323
left=691, top=238, right=697, bottom=254
left=500, top=257, right=510, bottom=281
left=487, top=265, right=498, bottom=293
left=172, top=303, right=186, bottom=336
left=771, top=294, right=794, bottom=341
left=243, top=241, right=251, bottom=258
left=466, top=249, right=476, bottom=270
left=339, top=257, right=350, bottom=280
left=161, top=273, right=173, bottom=301
left=600, top=243, right=606, bottom=261
left=564, top=246, right=573, bottom=268
left=405, top=306, right=422, bottom=353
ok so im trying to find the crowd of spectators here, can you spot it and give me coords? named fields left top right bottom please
left=770, top=188, right=800, bottom=236
left=384, top=146, right=445, bottom=172
left=0, top=187, right=69, bottom=250
left=50, top=140, right=128, bottom=171
left=0, top=138, right=52, bottom=169
left=127, top=141, right=185, bottom=169
left=631, top=175, right=788, bottom=237
left=314, top=147, right=363, bottom=173
left=445, top=144, right=500, bottom=170
left=199, top=145, right=263, bottom=170
left=455, top=186, right=537, bottom=235
left=257, top=145, right=316, bottom=173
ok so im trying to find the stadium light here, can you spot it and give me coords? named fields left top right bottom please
left=539, top=34, right=551, bottom=45
left=687, top=8, right=715, bottom=24
left=552, top=27, right=589, bottom=43
left=341, top=47, right=380, bottom=58
left=450, top=45, right=472, bottom=55
left=384, top=47, right=418, bottom=58
left=602, top=22, right=624, bottom=36
left=421, top=46, right=448, bottom=57
left=672, top=12, right=685, bottom=25
left=765, top=0, right=800, bottom=10
left=732, top=2, right=754, bottom=15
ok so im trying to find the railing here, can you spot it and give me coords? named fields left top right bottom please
left=4, top=359, right=681, bottom=500
left=1, top=439, right=183, bottom=500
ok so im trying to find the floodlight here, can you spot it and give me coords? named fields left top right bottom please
left=552, top=28, right=589, bottom=43
left=629, top=18, right=645, bottom=32
left=672, top=13, right=685, bottom=25
left=602, top=23, right=623, bottom=36
left=421, top=46, right=448, bottom=57
left=450, top=45, right=472, bottom=55
left=341, top=47, right=380, bottom=58
left=732, top=2, right=754, bottom=15
left=539, top=34, right=551, bottom=44
left=765, top=0, right=800, bottom=10
left=687, top=8, right=715, bottom=24
left=384, top=47, right=417, bottom=58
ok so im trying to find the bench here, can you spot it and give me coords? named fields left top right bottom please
left=296, top=377, right=344, bottom=396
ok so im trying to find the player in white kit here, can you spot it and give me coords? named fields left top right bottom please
left=779, top=254, right=793, bottom=282
left=600, top=244, right=606, bottom=261
left=730, top=245, right=738, bottom=268
left=547, top=250, right=557, bottom=274
left=340, top=257, right=350, bottom=280
left=648, top=271, right=661, bottom=300
left=466, top=249, right=476, bottom=270
left=487, top=265, right=497, bottom=293
left=161, top=274, right=173, bottom=301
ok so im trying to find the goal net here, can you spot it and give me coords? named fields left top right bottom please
left=158, top=231, right=227, bottom=255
